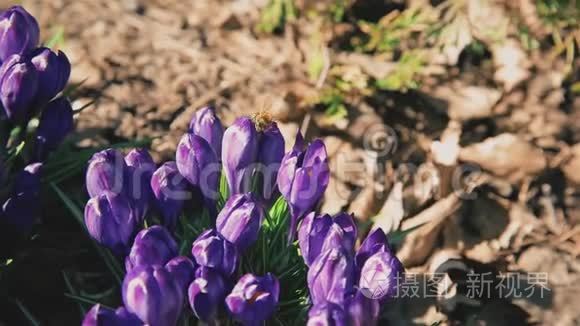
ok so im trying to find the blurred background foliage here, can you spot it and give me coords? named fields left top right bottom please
left=258, top=0, right=579, bottom=121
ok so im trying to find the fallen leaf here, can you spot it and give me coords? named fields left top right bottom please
left=431, top=84, right=502, bottom=121
left=459, top=133, right=546, bottom=179
left=562, top=143, right=580, bottom=185
left=372, top=182, right=404, bottom=234
left=492, top=39, right=531, bottom=91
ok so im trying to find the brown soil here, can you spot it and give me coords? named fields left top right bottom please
left=6, top=0, right=580, bottom=324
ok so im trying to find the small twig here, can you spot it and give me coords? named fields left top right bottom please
left=315, top=46, right=331, bottom=89
left=401, top=194, right=460, bottom=231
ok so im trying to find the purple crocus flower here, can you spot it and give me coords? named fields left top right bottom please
left=355, top=228, right=390, bottom=273
left=175, top=133, right=219, bottom=207
left=345, top=290, right=380, bottom=326
left=12, top=162, right=42, bottom=193
left=216, top=193, right=264, bottom=251
left=298, top=212, right=357, bottom=267
left=0, top=54, right=38, bottom=122
left=188, top=266, right=229, bottom=322
left=0, top=6, right=39, bottom=62
left=35, top=97, right=73, bottom=159
left=225, top=273, right=280, bottom=326
left=122, top=265, right=184, bottom=326
left=150, top=162, right=188, bottom=230
left=84, top=190, right=137, bottom=254
left=82, top=304, right=141, bottom=326
left=298, top=212, right=331, bottom=266
left=86, top=149, right=128, bottom=198
left=2, top=192, right=38, bottom=233
left=124, top=149, right=155, bottom=221
left=256, top=121, right=284, bottom=201
left=165, top=256, right=197, bottom=293
left=307, top=302, right=348, bottom=326
left=319, top=213, right=357, bottom=255
left=191, top=229, right=238, bottom=276
left=221, top=116, right=258, bottom=195
left=307, top=247, right=354, bottom=306
left=28, top=47, right=70, bottom=104
left=358, top=251, right=404, bottom=301
left=277, top=132, right=330, bottom=239
left=1, top=163, right=42, bottom=233
left=188, top=106, right=223, bottom=157
left=114, top=307, right=142, bottom=325
left=125, top=225, right=178, bottom=272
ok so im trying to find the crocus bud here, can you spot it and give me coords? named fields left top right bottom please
left=150, top=162, right=188, bottom=230
left=355, top=228, right=390, bottom=272
left=0, top=6, right=39, bottom=61
left=2, top=192, right=37, bottom=233
left=277, top=132, right=329, bottom=239
left=191, top=229, right=238, bottom=276
left=86, top=149, right=127, bottom=198
left=256, top=121, right=284, bottom=201
left=1, top=163, right=42, bottom=233
left=125, top=225, right=178, bottom=272
left=216, top=193, right=264, bottom=251
left=358, top=251, right=404, bottom=301
left=82, top=304, right=141, bottom=326
left=122, top=265, right=184, bottom=326
left=225, top=273, right=280, bottom=325
left=319, top=213, right=357, bottom=256
left=345, top=291, right=380, bottom=326
left=307, top=302, right=348, bottom=326
left=35, top=97, right=73, bottom=159
left=222, top=116, right=258, bottom=195
left=188, top=266, right=229, bottom=322
left=165, top=256, right=196, bottom=292
left=298, top=213, right=357, bottom=267
left=0, top=54, right=38, bottom=122
left=188, top=106, right=223, bottom=157
left=84, top=191, right=137, bottom=254
left=13, top=162, right=42, bottom=193
left=29, top=47, right=70, bottom=103
left=125, top=149, right=155, bottom=221
left=298, top=212, right=332, bottom=266
left=175, top=133, right=219, bottom=205
left=307, top=248, right=354, bottom=306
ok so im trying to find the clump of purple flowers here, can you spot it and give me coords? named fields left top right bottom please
left=0, top=6, right=73, bottom=234
left=81, top=107, right=403, bottom=325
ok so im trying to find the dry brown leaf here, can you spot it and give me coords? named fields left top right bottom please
left=398, top=195, right=461, bottom=267
left=562, top=143, right=580, bottom=185
left=432, top=84, right=502, bottom=121
left=372, top=182, right=404, bottom=234
left=492, top=39, right=531, bottom=91
left=459, top=133, right=546, bottom=179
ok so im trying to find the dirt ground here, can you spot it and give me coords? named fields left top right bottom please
left=7, top=0, right=580, bottom=324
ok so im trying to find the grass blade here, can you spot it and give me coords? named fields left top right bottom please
left=62, top=271, right=86, bottom=315
left=12, top=299, right=40, bottom=326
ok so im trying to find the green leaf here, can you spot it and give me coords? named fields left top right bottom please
left=376, top=52, right=424, bottom=91
left=269, top=196, right=288, bottom=222
left=257, top=0, right=297, bottom=33
left=62, top=271, right=86, bottom=315
left=571, top=81, right=580, bottom=94
left=12, top=299, right=40, bottom=326
left=45, top=26, right=65, bottom=49
left=218, top=172, right=229, bottom=210
left=387, top=223, right=425, bottom=247
left=64, top=293, right=111, bottom=309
